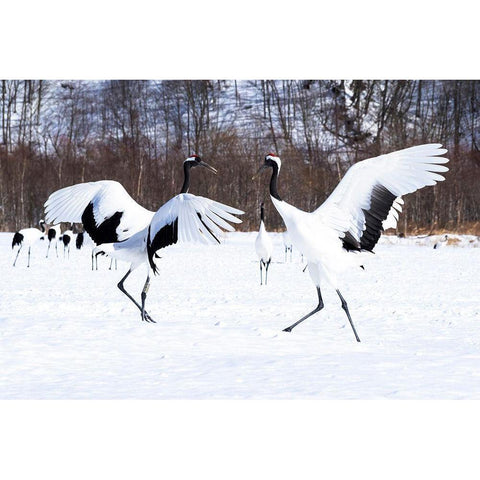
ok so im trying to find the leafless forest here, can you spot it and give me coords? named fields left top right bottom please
left=1, top=80, right=479, bottom=233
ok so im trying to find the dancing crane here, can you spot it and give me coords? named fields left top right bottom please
left=254, top=144, right=449, bottom=342
left=255, top=202, right=273, bottom=285
left=44, top=155, right=243, bottom=322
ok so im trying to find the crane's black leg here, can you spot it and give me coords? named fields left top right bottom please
left=265, top=259, right=271, bottom=285
left=13, top=246, right=22, bottom=267
left=259, top=261, right=263, bottom=285
left=336, top=289, right=361, bottom=342
left=283, top=286, right=324, bottom=332
left=140, top=274, right=153, bottom=323
left=92, top=250, right=99, bottom=270
left=117, top=269, right=155, bottom=323
left=27, top=247, right=31, bottom=267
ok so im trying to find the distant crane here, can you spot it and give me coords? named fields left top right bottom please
left=254, top=144, right=449, bottom=342
left=433, top=234, right=448, bottom=249
left=12, top=220, right=46, bottom=267
left=46, top=223, right=61, bottom=258
left=76, top=231, right=85, bottom=250
left=282, top=231, right=293, bottom=262
left=44, top=155, right=243, bottom=322
left=255, top=202, right=273, bottom=285
left=60, top=229, right=73, bottom=259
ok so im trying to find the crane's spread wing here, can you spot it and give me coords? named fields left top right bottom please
left=44, top=180, right=154, bottom=244
left=315, top=144, right=449, bottom=251
left=147, top=193, right=244, bottom=274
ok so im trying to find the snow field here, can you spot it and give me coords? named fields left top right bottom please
left=1, top=231, right=479, bottom=399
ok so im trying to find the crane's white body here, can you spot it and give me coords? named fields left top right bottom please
left=255, top=205, right=273, bottom=285
left=14, top=228, right=45, bottom=245
left=255, top=221, right=272, bottom=264
left=272, top=197, right=366, bottom=288
left=12, top=227, right=45, bottom=267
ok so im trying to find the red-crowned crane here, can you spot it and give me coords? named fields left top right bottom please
left=44, top=156, right=243, bottom=322
left=255, top=202, right=273, bottom=285
left=59, top=229, right=73, bottom=259
left=46, top=223, right=61, bottom=258
left=254, top=144, right=449, bottom=342
left=12, top=220, right=46, bottom=267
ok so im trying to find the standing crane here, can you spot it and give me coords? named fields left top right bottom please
left=255, top=202, right=273, bottom=285
left=12, top=220, right=46, bottom=267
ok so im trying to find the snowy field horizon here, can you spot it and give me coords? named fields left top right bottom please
left=1, top=231, right=479, bottom=400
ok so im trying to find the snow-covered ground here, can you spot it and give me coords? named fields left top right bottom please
left=1, top=231, right=479, bottom=399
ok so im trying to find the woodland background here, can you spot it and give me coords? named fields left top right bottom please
left=0, top=79, right=479, bottom=233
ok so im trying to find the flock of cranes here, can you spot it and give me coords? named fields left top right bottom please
left=10, top=145, right=450, bottom=341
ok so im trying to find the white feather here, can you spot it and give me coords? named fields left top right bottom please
left=315, top=144, right=449, bottom=242
left=44, top=180, right=154, bottom=241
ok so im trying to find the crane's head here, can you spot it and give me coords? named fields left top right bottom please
left=252, top=153, right=281, bottom=179
left=184, top=155, right=217, bottom=174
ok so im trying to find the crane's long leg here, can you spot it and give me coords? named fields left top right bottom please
left=283, top=287, right=324, bottom=332
left=92, top=250, right=98, bottom=270
left=259, top=261, right=263, bottom=285
left=117, top=269, right=156, bottom=323
left=27, top=247, right=31, bottom=268
left=336, top=289, right=361, bottom=342
left=13, top=246, right=22, bottom=267
left=265, top=259, right=271, bottom=285
left=46, top=241, right=51, bottom=258
left=140, top=274, right=152, bottom=322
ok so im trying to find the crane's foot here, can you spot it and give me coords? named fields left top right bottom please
left=141, top=311, right=156, bottom=323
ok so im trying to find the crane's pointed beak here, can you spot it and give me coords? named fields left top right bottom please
left=198, top=160, right=218, bottom=174
left=252, top=164, right=267, bottom=180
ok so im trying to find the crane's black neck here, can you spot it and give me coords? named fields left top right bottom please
left=269, top=163, right=282, bottom=201
left=180, top=162, right=192, bottom=194
left=260, top=204, right=265, bottom=222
